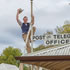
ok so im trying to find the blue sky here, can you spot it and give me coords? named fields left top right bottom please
left=0, top=0, right=70, bottom=54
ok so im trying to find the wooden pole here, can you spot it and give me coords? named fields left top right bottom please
left=31, top=0, right=33, bottom=17
left=29, top=65, right=31, bottom=70
left=37, top=66, right=39, bottom=70
left=30, top=0, right=33, bottom=53
left=19, top=63, right=24, bottom=70
left=25, top=0, right=33, bottom=53
left=32, top=65, right=34, bottom=70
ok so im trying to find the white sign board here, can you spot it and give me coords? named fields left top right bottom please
left=33, top=34, right=70, bottom=46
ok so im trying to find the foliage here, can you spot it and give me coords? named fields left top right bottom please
left=46, top=30, right=53, bottom=34
left=56, top=21, right=70, bottom=34
left=24, top=65, right=28, bottom=70
left=33, top=45, right=45, bottom=52
left=33, top=44, right=55, bottom=52
left=0, top=46, right=22, bottom=67
left=34, top=22, right=70, bottom=52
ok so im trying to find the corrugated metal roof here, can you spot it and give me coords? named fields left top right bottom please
left=24, top=44, right=70, bottom=56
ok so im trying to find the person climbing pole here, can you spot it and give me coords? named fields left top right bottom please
left=16, top=8, right=36, bottom=53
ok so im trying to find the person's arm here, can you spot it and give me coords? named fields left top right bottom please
left=16, top=9, right=22, bottom=26
left=31, top=15, right=34, bottom=25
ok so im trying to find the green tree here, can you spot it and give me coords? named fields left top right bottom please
left=0, top=55, right=7, bottom=63
left=33, top=44, right=56, bottom=52
left=56, top=21, right=70, bottom=34
left=0, top=46, right=22, bottom=66
left=24, top=65, right=28, bottom=70
left=46, top=30, right=53, bottom=34
left=33, top=45, right=45, bottom=52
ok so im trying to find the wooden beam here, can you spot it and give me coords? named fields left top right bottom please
left=19, top=63, right=24, bottom=70
left=52, top=61, right=66, bottom=70
left=32, top=65, right=34, bottom=70
left=61, top=65, right=70, bottom=70
left=15, top=56, right=70, bottom=62
left=36, top=66, right=39, bottom=70
left=56, top=61, right=70, bottom=70
left=45, top=61, right=60, bottom=69
left=15, top=56, right=70, bottom=70
left=40, top=62, right=53, bottom=67
left=29, top=65, right=31, bottom=70
left=39, top=62, right=46, bottom=66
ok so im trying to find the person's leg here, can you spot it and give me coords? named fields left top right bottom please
left=26, top=40, right=31, bottom=53
left=31, top=26, right=36, bottom=35
left=22, top=34, right=31, bottom=53
left=29, top=26, right=36, bottom=42
left=32, top=26, right=36, bottom=35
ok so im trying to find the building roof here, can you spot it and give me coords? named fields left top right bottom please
left=15, top=44, right=70, bottom=70
left=24, top=44, right=70, bottom=56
